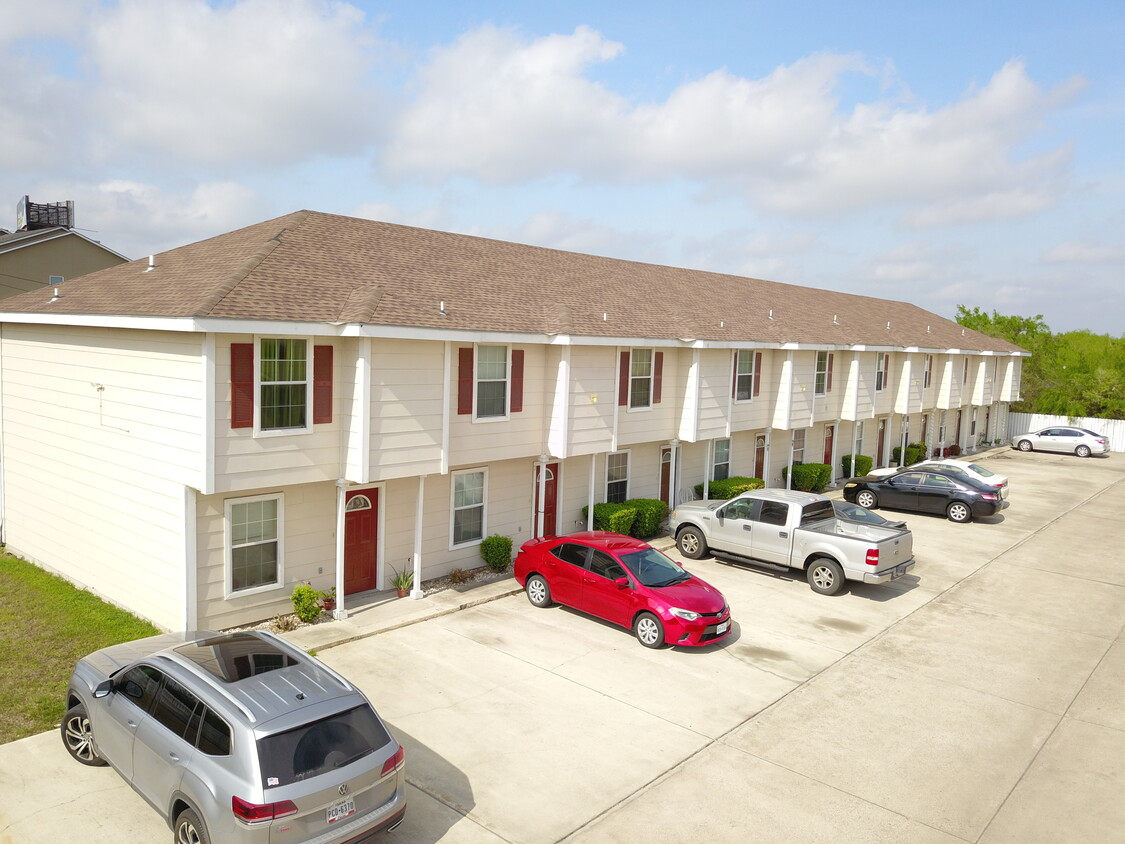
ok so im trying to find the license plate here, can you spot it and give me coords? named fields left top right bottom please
left=327, top=799, right=356, bottom=824
left=716, top=620, right=730, bottom=634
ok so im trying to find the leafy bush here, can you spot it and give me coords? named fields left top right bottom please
left=781, top=463, right=832, bottom=492
left=892, top=441, right=928, bottom=466
left=624, top=499, right=668, bottom=538
left=939, top=444, right=962, bottom=457
left=841, top=454, right=873, bottom=477
left=691, top=476, right=765, bottom=500
left=480, top=534, right=513, bottom=572
left=582, top=503, right=637, bottom=535
left=290, top=584, right=322, bottom=623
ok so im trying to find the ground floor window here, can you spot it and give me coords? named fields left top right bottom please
left=713, top=438, right=731, bottom=481
left=452, top=469, right=487, bottom=546
left=227, top=494, right=282, bottom=593
left=606, top=452, right=629, bottom=503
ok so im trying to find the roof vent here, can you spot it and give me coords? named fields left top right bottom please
left=768, top=309, right=774, bottom=320
left=832, top=314, right=839, bottom=325
left=144, top=255, right=155, bottom=272
left=886, top=321, right=891, bottom=330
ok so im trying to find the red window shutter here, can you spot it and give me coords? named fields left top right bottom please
left=231, top=343, right=254, bottom=428
left=653, top=352, right=663, bottom=404
left=753, top=352, right=762, bottom=397
left=826, top=353, right=834, bottom=393
left=618, top=351, right=630, bottom=406
left=313, top=345, right=333, bottom=424
left=457, top=347, right=474, bottom=415
left=511, top=349, right=524, bottom=413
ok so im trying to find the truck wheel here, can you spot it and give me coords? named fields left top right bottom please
left=676, top=527, right=708, bottom=560
left=807, top=557, right=846, bottom=596
left=855, top=490, right=878, bottom=509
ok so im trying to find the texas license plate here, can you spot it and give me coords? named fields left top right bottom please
left=716, top=620, right=730, bottom=634
left=327, top=799, right=355, bottom=824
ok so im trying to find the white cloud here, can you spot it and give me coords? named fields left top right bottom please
left=1042, top=240, right=1125, bottom=263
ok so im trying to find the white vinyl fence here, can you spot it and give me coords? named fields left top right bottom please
left=1006, top=412, right=1125, bottom=453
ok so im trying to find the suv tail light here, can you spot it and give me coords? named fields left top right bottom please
left=865, top=549, right=879, bottom=567
left=232, top=795, right=298, bottom=823
left=381, top=745, right=405, bottom=777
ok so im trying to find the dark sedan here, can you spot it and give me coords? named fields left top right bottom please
left=842, top=467, right=1003, bottom=523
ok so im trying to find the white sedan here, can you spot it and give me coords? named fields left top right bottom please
left=868, top=458, right=1009, bottom=495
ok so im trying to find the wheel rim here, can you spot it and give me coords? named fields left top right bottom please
left=950, top=503, right=969, bottom=521
left=64, top=714, right=96, bottom=762
left=636, top=616, right=660, bottom=645
left=680, top=533, right=699, bottom=554
left=1077, top=446, right=1090, bottom=457
left=176, top=819, right=201, bottom=844
left=857, top=492, right=875, bottom=508
left=1019, top=441, right=1031, bottom=451
left=528, top=579, right=546, bottom=604
left=811, top=564, right=835, bottom=590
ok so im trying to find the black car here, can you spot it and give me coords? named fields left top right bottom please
left=842, top=467, right=1003, bottom=523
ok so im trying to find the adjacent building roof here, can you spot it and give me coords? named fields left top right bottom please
left=0, top=210, right=1025, bottom=354
left=0, top=226, right=130, bottom=261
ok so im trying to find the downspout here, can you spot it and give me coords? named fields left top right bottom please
left=441, top=343, right=451, bottom=475
left=535, top=454, right=547, bottom=537
left=669, top=438, right=679, bottom=508
left=587, top=454, right=596, bottom=530
left=334, top=480, right=347, bottom=619
left=411, top=475, right=424, bottom=599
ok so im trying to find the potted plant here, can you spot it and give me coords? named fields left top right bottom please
left=318, top=587, right=336, bottom=612
left=391, top=565, right=413, bottom=598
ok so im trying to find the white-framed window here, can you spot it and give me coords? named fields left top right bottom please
left=875, top=352, right=889, bottom=392
left=713, top=438, right=731, bottom=481
left=734, top=350, right=756, bottom=401
left=260, top=338, right=310, bottom=432
left=475, top=345, right=508, bottom=419
left=629, top=349, right=653, bottom=409
left=792, top=429, right=806, bottom=464
left=815, top=351, right=832, bottom=395
left=606, top=451, right=630, bottom=503
left=924, top=354, right=933, bottom=389
left=451, top=468, right=487, bottom=546
left=855, top=421, right=865, bottom=456
left=226, top=493, right=283, bottom=595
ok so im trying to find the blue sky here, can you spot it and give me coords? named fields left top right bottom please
left=4, top=0, right=1123, bottom=334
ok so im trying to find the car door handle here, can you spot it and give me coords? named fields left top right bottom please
left=126, top=719, right=138, bottom=729
left=168, top=752, right=180, bottom=761
left=779, top=531, right=788, bottom=538
left=742, top=524, right=752, bottom=531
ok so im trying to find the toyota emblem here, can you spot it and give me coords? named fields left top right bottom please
left=339, top=783, right=350, bottom=796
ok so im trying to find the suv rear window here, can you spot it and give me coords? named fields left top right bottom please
left=257, top=704, right=392, bottom=788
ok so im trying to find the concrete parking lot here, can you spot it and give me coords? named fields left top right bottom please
left=1, top=448, right=1122, bottom=843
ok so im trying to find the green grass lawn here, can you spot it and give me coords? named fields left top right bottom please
left=0, top=551, right=160, bottom=745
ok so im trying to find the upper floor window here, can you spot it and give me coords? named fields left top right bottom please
left=924, top=355, right=933, bottom=389
left=713, top=438, right=731, bottom=481
left=230, top=339, right=332, bottom=432
left=734, top=350, right=759, bottom=401
left=457, top=346, right=524, bottom=419
left=606, top=451, right=629, bottom=503
left=815, top=351, right=834, bottom=395
left=452, top=469, right=487, bottom=546
left=619, top=349, right=663, bottom=409
left=227, top=494, right=282, bottom=594
left=876, top=352, right=890, bottom=392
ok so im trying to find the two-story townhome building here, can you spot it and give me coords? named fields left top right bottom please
left=0, top=211, right=1027, bottom=631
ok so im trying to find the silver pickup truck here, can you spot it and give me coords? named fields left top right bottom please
left=669, top=488, right=914, bottom=595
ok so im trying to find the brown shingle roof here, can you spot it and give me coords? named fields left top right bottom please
left=0, top=210, right=1025, bottom=353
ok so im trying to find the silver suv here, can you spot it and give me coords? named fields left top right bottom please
left=62, top=630, right=406, bottom=843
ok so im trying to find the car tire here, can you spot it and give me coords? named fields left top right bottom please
left=1076, top=445, right=1092, bottom=458
left=525, top=574, right=553, bottom=607
left=174, top=807, right=211, bottom=844
left=634, top=612, right=666, bottom=648
left=947, top=501, right=972, bottom=523
left=676, top=527, right=708, bottom=560
left=855, top=490, right=878, bottom=509
left=61, top=703, right=107, bottom=767
left=1017, top=439, right=1033, bottom=452
left=806, top=557, right=846, bottom=596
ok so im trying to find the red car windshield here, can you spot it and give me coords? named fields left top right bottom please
left=618, top=548, right=691, bottom=587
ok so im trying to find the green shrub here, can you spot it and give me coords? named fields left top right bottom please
left=691, top=476, right=765, bottom=500
left=291, top=584, right=322, bottom=623
left=782, top=463, right=832, bottom=492
left=841, top=454, right=873, bottom=477
left=892, top=441, right=928, bottom=466
left=623, top=498, right=668, bottom=538
left=582, top=503, right=637, bottom=535
left=480, top=534, right=513, bottom=572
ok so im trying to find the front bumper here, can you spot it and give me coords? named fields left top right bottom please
left=666, top=610, right=733, bottom=647
left=863, top=559, right=915, bottom=584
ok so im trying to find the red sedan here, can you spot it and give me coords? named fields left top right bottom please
left=513, top=531, right=732, bottom=648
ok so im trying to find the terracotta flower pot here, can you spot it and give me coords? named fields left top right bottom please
left=395, top=588, right=408, bottom=598
left=321, top=599, right=335, bottom=612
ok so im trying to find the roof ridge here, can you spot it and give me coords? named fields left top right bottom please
left=192, top=211, right=310, bottom=317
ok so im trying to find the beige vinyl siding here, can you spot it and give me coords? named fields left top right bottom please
left=696, top=349, right=732, bottom=441
left=0, top=234, right=124, bottom=298
left=894, top=353, right=924, bottom=416
left=370, top=338, right=444, bottom=479
left=564, top=346, right=615, bottom=457
left=731, top=350, right=774, bottom=432
left=1, top=323, right=204, bottom=630
left=194, top=482, right=337, bottom=630
left=841, top=352, right=875, bottom=421
left=617, top=348, right=676, bottom=448
left=214, top=336, right=342, bottom=493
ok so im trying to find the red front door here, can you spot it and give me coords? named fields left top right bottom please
left=660, top=448, right=672, bottom=504
left=823, top=424, right=835, bottom=465
left=755, top=435, right=766, bottom=480
left=534, top=463, right=558, bottom=537
left=344, top=489, right=378, bottom=594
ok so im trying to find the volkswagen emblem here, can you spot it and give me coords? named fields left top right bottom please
left=339, top=783, right=350, bottom=796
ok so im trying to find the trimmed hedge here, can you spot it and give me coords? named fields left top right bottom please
left=580, top=498, right=668, bottom=538
left=781, top=462, right=832, bottom=492
left=841, top=454, right=873, bottom=477
left=479, top=534, right=513, bottom=572
left=891, top=441, right=928, bottom=466
left=691, top=476, right=765, bottom=500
